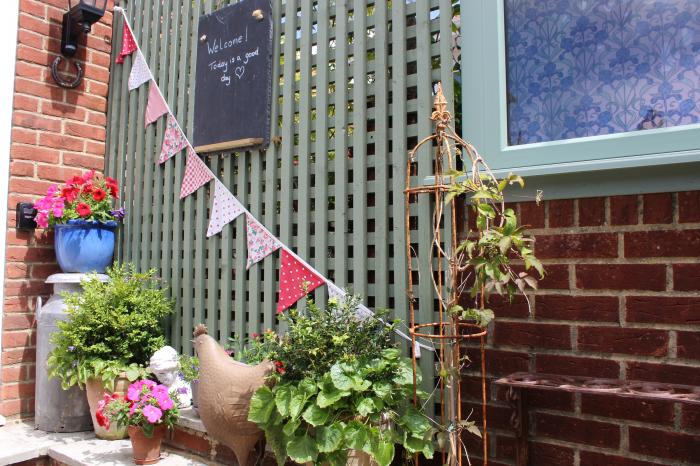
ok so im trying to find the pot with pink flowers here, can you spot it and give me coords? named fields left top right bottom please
left=33, top=171, right=125, bottom=273
left=99, top=380, right=180, bottom=465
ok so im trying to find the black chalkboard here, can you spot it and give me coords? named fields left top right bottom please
left=193, top=0, right=272, bottom=153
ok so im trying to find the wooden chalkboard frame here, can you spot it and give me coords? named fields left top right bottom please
left=193, top=0, right=273, bottom=153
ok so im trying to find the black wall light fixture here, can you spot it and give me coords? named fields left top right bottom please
left=51, top=0, right=108, bottom=89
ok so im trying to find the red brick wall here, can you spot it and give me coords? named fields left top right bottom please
left=462, top=191, right=700, bottom=466
left=2, top=0, right=112, bottom=419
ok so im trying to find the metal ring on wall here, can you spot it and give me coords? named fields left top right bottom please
left=51, top=56, right=83, bottom=89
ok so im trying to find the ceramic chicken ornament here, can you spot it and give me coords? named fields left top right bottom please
left=193, top=324, right=273, bottom=466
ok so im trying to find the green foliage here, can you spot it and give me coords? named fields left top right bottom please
left=249, top=351, right=433, bottom=466
left=47, top=264, right=173, bottom=391
left=447, top=172, right=544, bottom=323
left=178, top=354, right=199, bottom=383
left=238, top=295, right=394, bottom=382
left=247, top=296, right=435, bottom=465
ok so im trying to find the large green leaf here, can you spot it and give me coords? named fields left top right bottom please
left=403, top=433, right=435, bottom=459
left=263, top=425, right=287, bottom=466
left=274, top=384, right=292, bottom=417
left=317, top=379, right=349, bottom=408
left=288, top=386, right=308, bottom=420
left=330, top=363, right=354, bottom=391
left=393, top=358, right=420, bottom=386
left=248, top=386, right=275, bottom=425
left=399, top=406, right=431, bottom=435
left=344, top=421, right=370, bottom=451
left=368, top=435, right=395, bottom=466
left=316, top=424, right=344, bottom=453
left=286, top=434, right=318, bottom=464
left=372, top=381, right=392, bottom=399
left=355, top=397, right=378, bottom=417
left=282, top=417, right=300, bottom=437
left=298, top=378, right=318, bottom=397
left=302, top=403, right=329, bottom=426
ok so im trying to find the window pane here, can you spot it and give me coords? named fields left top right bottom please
left=505, top=0, right=700, bottom=146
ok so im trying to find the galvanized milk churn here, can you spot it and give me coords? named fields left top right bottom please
left=35, top=273, right=107, bottom=432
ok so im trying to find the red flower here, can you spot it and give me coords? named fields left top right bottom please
left=95, top=410, right=109, bottom=429
left=92, top=188, right=107, bottom=202
left=274, top=361, right=286, bottom=375
left=68, top=176, right=85, bottom=186
left=76, top=202, right=91, bottom=217
left=61, top=187, right=79, bottom=203
left=81, top=183, right=93, bottom=195
left=105, top=177, right=119, bottom=199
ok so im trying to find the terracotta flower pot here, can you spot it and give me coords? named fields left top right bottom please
left=85, top=375, right=130, bottom=440
left=128, top=424, right=167, bottom=465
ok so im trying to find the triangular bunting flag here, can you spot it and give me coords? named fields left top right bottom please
left=116, top=20, right=137, bottom=64
left=327, top=282, right=346, bottom=301
left=277, top=249, right=325, bottom=313
left=326, top=282, right=373, bottom=320
left=356, top=304, right=374, bottom=320
left=128, top=50, right=152, bottom=91
left=246, top=215, right=281, bottom=269
left=159, top=114, right=188, bottom=164
left=180, top=148, right=214, bottom=199
left=207, top=180, right=245, bottom=237
left=145, top=81, right=169, bottom=127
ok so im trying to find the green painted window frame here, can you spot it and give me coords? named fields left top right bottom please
left=459, top=0, right=700, bottom=198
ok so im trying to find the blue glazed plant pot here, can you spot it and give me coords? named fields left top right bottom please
left=54, top=220, right=118, bottom=273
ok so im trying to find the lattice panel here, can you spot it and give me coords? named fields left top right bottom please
left=105, top=0, right=458, bottom=393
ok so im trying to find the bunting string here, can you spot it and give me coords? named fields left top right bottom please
left=113, top=7, right=434, bottom=353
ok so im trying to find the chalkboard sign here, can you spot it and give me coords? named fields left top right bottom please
left=193, top=0, right=272, bottom=153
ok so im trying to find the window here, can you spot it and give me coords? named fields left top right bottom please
left=462, top=0, right=700, bottom=194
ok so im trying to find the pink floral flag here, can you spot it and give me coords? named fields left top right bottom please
left=116, top=20, right=137, bottom=64
left=128, top=50, right=152, bottom=91
left=246, top=214, right=281, bottom=269
left=145, top=81, right=168, bottom=127
left=180, top=148, right=214, bottom=199
left=277, top=249, right=325, bottom=313
left=159, top=114, right=188, bottom=164
left=207, top=180, right=245, bottom=237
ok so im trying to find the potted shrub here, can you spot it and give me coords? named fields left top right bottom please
left=246, top=296, right=436, bottom=466
left=98, top=380, right=180, bottom=464
left=47, top=264, right=173, bottom=439
left=177, top=354, right=199, bottom=410
left=33, top=170, right=124, bottom=273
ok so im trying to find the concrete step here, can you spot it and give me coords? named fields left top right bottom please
left=0, top=422, right=92, bottom=465
left=0, top=422, right=223, bottom=466
left=48, top=438, right=220, bottom=466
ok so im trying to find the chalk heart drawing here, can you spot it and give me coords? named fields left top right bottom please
left=234, top=66, right=245, bottom=79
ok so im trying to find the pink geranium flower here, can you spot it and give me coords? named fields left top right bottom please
left=142, top=405, right=163, bottom=423
left=127, top=384, right=142, bottom=402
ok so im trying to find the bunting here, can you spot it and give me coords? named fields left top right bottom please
left=111, top=7, right=435, bottom=352
left=128, top=50, right=152, bottom=91
left=327, top=282, right=345, bottom=301
left=246, top=214, right=281, bottom=269
left=180, top=148, right=214, bottom=199
left=145, top=82, right=169, bottom=127
left=277, top=249, right=325, bottom=313
left=159, top=114, right=188, bottom=164
left=116, top=20, right=137, bottom=64
left=207, top=180, right=245, bottom=237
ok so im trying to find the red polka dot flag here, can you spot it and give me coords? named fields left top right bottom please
left=277, top=249, right=325, bottom=313
left=116, top=20, right=137, bottom=64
